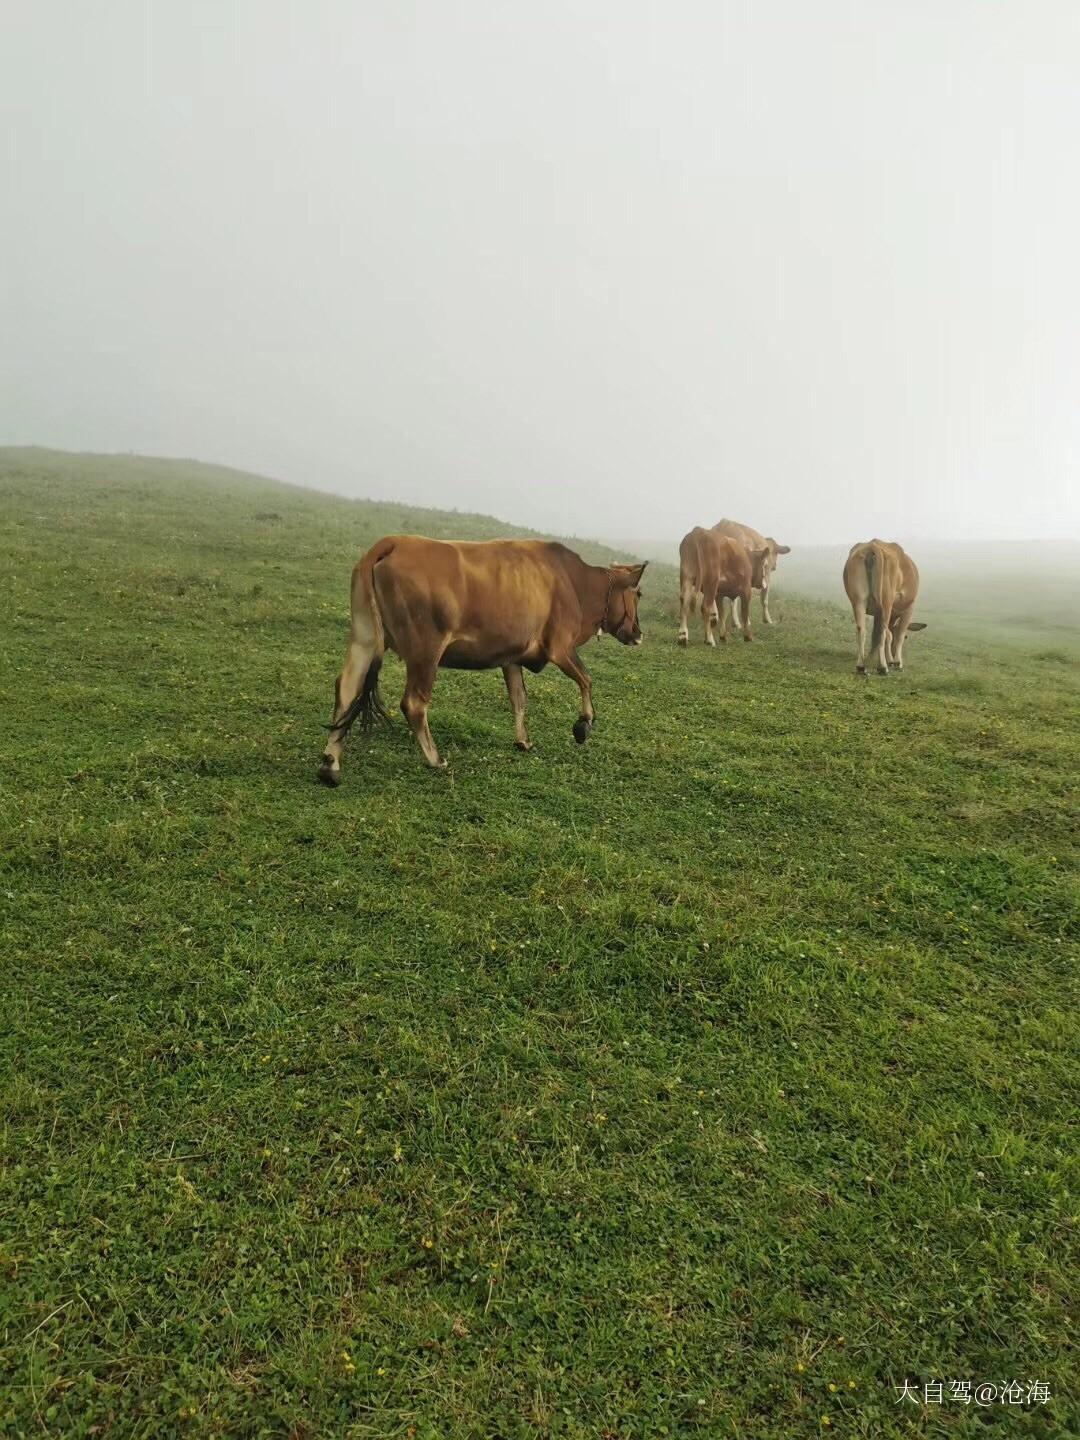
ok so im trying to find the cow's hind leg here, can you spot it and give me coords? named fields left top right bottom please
left=740, top=587, right=754, bottom=642
left=852, top=602, right=868, bottom=673
left=677, top=577, right=694, bottom=645
left=401, top=659, right=445, bottom=769
left=503, top=664, right=533, bottom=751
left=319, top=631, right=375, bottom=786
left=701, top=587, right=719, bottom=646
left=553, top=648, right=594, bottom=744
left=761, top=582, right=774, bottom=625
left=872, top=603, right=892, bottom=675
left=890, top=608, right=913, bottom=671
left=718, top=597, right=733, bottom=641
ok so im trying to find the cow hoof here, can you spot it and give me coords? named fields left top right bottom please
left=743, top=634, right=753, bottom=643
left=855, top=665, right=866, bottom=675
left=573, top=719, right=591, bottom=744
left=318, top=758, right=341, bottom=787
left=877, top=665, right=889, bottom=675
left=515, top=740, right=534, bottom=752
left=677, top=634, right=688, bottom=647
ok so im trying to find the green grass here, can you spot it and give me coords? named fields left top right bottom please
left=1, top=448, right=1077, bottom=1439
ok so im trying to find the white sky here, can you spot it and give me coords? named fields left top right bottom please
left=3, top=1, right=1079, bottom=544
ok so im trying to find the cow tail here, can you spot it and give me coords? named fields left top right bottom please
left=866, top=544, right=885, bottom=651
left=326, top=540, right=394, bottom=736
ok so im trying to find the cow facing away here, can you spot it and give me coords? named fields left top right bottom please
left=678, top=527, right=766, bottom=646
left=843, top=539, right=926, bottom=674
left=711, top=519, right=791, bottom=626
left=318, top=536, right=646, bottom=780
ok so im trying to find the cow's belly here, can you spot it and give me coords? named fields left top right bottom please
left=440, top=635, right=547, bottom=671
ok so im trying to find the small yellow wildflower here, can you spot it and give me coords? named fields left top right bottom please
left=795, top=1362, right=806, bottom=1373
left=421, top=1237, right=434, bottom=1249
left=828, top=1383, right=838, bottom=1392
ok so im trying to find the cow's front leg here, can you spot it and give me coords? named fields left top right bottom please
left=554, top=649, right=594, bottom=743
left=760, top=583, right=774, bottom=625
left=401, top=660, right=445, bottom=768
left=740, top=588, right=754, bottom=642
left=503, top=664, right=533, bottom=750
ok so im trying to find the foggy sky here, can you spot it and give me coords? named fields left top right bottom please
left=4, top=2, right=1079, bottom=545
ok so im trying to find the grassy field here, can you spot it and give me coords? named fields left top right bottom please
left=1, top=448, right=1077, bottom=1439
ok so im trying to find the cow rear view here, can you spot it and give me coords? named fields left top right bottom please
left=678, top=527, right=764, bottom=646
left=843, top=540, right=926, bottom=673
left=712, top=519, right=791, bottom=626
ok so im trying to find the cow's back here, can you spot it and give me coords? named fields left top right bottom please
left=844, top=540, right=912, bottom=611
left=681, top=528, right=749, bottom=593
left=714, top=518, right=766, bottom=552
left=874, top=540, right=911, bottom=606
left=679, top=527, right=709, bottom=586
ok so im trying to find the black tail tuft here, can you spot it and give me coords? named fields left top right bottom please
left=325, top=657, right=390, bottom=737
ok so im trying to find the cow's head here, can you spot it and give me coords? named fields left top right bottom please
left=604, top=562, right=647, bottom=644
left=750, top=548, right=771, bottom=589
left=754, top=539, right=790, bottom=590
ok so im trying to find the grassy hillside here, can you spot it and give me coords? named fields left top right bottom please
left=1, top=449, right=1077, bottom=1438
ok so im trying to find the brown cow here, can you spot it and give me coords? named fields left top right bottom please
left=712, top=519, right=791, bottom=626
left=843, top=539, right=926, bottom=674
left=318, top=536, right=646, bottom=780
left=677, top=526, right=767, bottom=646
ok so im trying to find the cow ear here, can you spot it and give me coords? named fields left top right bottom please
left=909, top=621, right=927, bottom=631
left=614, top=561, right=647, bottom=586
left=774, top=542, right=791, bottom=555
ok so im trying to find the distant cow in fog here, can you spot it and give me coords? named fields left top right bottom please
left=843, top=539, right=926, bottom=673
left=712, top=519, right=791, bottom=627
left=318, top=536, right=646, bottom=780
left=678, top=527, right=767, bottom=646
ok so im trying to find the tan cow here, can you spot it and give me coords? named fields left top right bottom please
left=318, top=536, right=646, bottom=780
left=843, top=539, right=926, bottom=674
left=712, top=519, right=791, bottom=626
left=677, top=526, right=767, bottom=646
